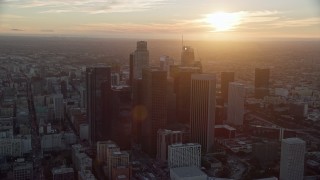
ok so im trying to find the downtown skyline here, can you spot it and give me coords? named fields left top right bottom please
left=0, top=0, right=319, bottom=40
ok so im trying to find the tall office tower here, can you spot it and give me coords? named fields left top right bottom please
left=131, top=79, right=144, bottom=144
left=141, top=68, right=167, bottom=157
left=175, top=67, right=201, bottom=124
left=280, top=138, right=306, bottom=180
left=129, top=53, right=134, bottom=86
left=132, top=41, right=149, bottom=79
left=157, top=129, right=183, bottom=161
left=190, top=74, right=216, bottom=153
left=53, top=93, right=64, bottom=121
left=60, top=80, right=67, bottom=99
left=221, top=72, right=235, bottom=103
left=86, top=66, right=112, bottom=145
left=227, top=82, right=245, bottom=126
left=79, top=87, right=86, bottom=108
left=255, top=68, right=270, bottom=99
left=181, top=46, right=195, bottom=66
left=168, top=143, right=201, bottom=168
left=110, top=86, right=131, bottom=149
left=160, top=55, right=174, bottom=72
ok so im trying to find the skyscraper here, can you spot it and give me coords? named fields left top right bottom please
left=129, top=53, right=134, bottom=86
left=181, top=46, right=195, bottom=66
left=190, top=74, right=216, bottom=153
left=53, top=93, right=64, bottom=121
left=132, top=41, right=149, bottom=79
left=227, top=82, right=245, bottom=126
left=141, top=67, right=167, bottom=157
left=221, top=72, right=235, bottom=102
left=157, top=129, right=183, bottom=161
left=175, top=67, right=201, bottom=125
left=86, top=66, right=111, bottom=145
left=255, top=68, right=270, bottom=99
left=280, top=138, right=306, bottom=180
left=160, top=55, right=174, bottom=72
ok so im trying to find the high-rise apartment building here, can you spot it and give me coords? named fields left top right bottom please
left=86, top=66, right=112, bottom=145
left=157, top=129, right=183, bottom=161
left=227, top=82, right=245, bottom=126
left=280, top=138, right=306, bottom=180
left=141, top=67, right=167, bottom=157
left=255, top=68, right=270, bottom=99
left=190, top=74, right=216, bottom=153
left=168, top=143, right=201, bottom=168
left=221, top=72, right=235, bottom=102
left=132, top=41, right=149, bottom=79
left=175, top=67, right=201, bottom=125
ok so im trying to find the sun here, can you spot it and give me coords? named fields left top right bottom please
left=206, top=12, right=243, bottom=32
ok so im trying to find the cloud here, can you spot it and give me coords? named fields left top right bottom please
left=11, top=28, right=24, bottom=31
left=74, top=19, right=210, bottom=34
left=3, top=0, right=170, bottom=14
left=40, top=29, right=54, bottom=32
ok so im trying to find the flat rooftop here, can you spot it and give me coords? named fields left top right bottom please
left=282, top=137, right=305, bottom=144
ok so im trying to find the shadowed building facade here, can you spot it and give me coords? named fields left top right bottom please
left=86, top=66, right=112, bottom=145
left=255, top=68, right=270, bottom=99
left=227, top=82, right=245, bottom=126
left=141, top=68, right=167, bottom=157
left=221, top=72, right=234, bottom=103
left=190, top=74, right=216, bottom=153
left=175, top=67, right=201, bottom=125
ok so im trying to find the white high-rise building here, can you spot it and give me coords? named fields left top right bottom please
left=280, top=138, right=306, bottom=180
left=132, top=41, right=149, bottom=79
left=190, top=74, right=216, bottom=153
left=227, top=82, right=245, bottom=126
left=168, top=143, right=201, bottom=168
left=53, top=94, right=64, bottom=120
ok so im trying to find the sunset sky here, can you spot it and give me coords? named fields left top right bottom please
left=0, top=0, right=319, bottom=40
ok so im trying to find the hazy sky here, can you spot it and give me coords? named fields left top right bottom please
left=0, top=0, right=319, bottom=40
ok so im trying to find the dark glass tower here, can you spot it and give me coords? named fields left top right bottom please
left=221, top=72, right=235, bottom=103
left=141, top=67, right=167, bottom=157
left=175, top=67, right=201, bottom=124
left=255, top=68, right=270, bottom=99
left=86, top=66, right=112, bottom=145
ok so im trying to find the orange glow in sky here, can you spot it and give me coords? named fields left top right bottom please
left=0, top=0, right=319, bottom=40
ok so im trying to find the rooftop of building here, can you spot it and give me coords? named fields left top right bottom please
left=112, top=151, right=129, bottom=156
left=215, top=124, right=236, bottom=131
left=158, top=129, right=182, bottom=134
left=52, top=167, right=74, bottom=174
left=169, top=143, right=201, bottom=148
left=282, top=137, right=305, bottom=144
left=170, top=166, right=207, bottom=178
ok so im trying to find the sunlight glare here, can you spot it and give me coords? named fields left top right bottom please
left=206, top=12, right=243, bottom=32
